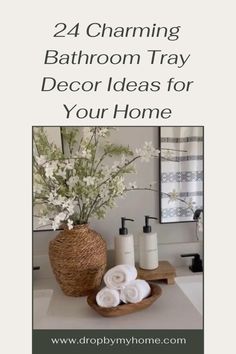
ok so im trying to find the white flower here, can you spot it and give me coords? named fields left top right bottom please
left=34, top=127, right=164, bottom=225
left=136, top=142, right=160, bottom=162
left=63, top=199, right=78, bottom=215
left=33, top=184, right=43, bottom=194
left=152, top=148, right=160, bottom=157
left=67, top=176, right=80, bottom=189
left=48, top=192, right=55, bottom=203
left=186, top=198, right=196, bottom=209
left=161, top=149, right=175, bottom=160
left=35, top=155, right=47, bottom=166
left=102, top=166, right=112, bottom=179
left=83, top=176, right=96, bottom=186
left=38, top=216, right=50, bottom=226
left=119, top=155, right=127, bottom=166
left=52, top=212, right=67, bottom=231
left=128, top=181, right=137, bottom=189
left=52, top=219, right=60, bottom=231
left=48, top=192, right=67, bottom=207
left=58, top=212, right=67, bottom=220
left=67, top=219, right=73, bottom=230
left=114, top=176, right=125, bottom=195
left=168, top=189, right=179, bottom=202
left=99, top=185, right=109, bottom=199
left=97, top=128, right=109, bottom=137
left=56, top=169, right=67, bottom=179
left=44, top=161, right=58, bottom=178
left=45, top=165, right=54, bottom=178
left=54, top=196, right=66, bottom=206
left=80, top=149, right=92, bottom=159
left=65, top=160, right=75, bottom=170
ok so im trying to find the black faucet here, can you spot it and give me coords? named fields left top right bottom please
left=33, top=266, right=40, bottom=271
left=181, top=253, right=203, bottom=272
left=193, top=209, right=203, bottom=221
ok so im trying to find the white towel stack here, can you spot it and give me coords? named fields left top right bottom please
left=104, top=264, right=137, bottom=290
left=96, top=264, right=151, bottom=308
left=120, top=279, right=151, bottom=304
left=96, top=287, right=120, bottom=308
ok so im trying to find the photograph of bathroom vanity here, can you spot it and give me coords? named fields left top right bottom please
left=33, top=126, right=203, bottom=330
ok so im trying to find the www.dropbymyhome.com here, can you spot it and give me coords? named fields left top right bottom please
left=50, top=336, right=187, bottom=346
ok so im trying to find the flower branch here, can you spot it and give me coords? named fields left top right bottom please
left=33, top=128, right=163, bottom=230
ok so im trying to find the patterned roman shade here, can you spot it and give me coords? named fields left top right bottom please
left=160, top=127, right=203, bottom=223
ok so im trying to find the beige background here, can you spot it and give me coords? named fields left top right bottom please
left=2, top=0, right=235, bottom=353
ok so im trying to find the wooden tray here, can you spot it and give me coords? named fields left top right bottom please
left=137, top=261, right=176, bottom=284
left=87, top=283, right=162, bottom=317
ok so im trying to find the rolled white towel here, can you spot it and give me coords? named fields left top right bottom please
left=120, top=279, right=151, bottom=303
left=96, top=287, right=120, bottom=308
left=104, top=264, right=137, bottom=290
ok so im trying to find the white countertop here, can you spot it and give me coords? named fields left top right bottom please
left=176, top=266, right=203, bottom=277
left=33, top=270, right=202, bottom=330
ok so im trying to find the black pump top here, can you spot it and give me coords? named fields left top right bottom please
left=119, top=217, right=134, bottom=235
left=143, top=216, right=158, bottom=233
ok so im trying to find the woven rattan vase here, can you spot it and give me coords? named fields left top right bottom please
left=49, top=224, right=107, bottom=297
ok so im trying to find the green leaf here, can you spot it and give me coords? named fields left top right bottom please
left=103, top=144, right=133, bottom=156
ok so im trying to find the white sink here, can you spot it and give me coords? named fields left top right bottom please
left=33, top=289, right=53, bottom=327
left=175, top=275, right=203, bottom=315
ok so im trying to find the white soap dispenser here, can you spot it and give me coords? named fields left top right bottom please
left=139, top=216, right=159, bottom=270
left=115, top=217, right=135, bottom=266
